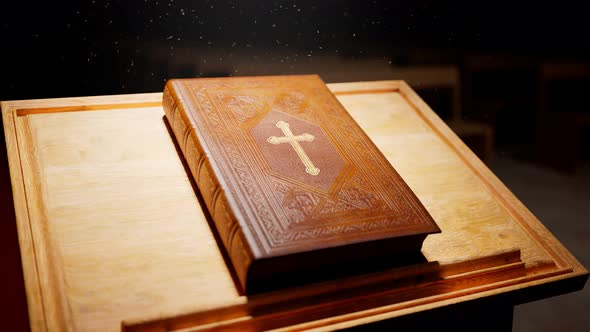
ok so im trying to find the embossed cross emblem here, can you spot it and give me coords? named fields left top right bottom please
left=267, top=121, right=320, bottom=176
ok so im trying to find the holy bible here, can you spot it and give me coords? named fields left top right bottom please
left=162, top=75, right=440, bottom=292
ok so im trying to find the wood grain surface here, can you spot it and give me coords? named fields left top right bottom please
left=1, top=81, right=587, bottom=332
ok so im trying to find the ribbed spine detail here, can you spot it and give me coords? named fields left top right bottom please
left=162, top=83, right=253, bottom=289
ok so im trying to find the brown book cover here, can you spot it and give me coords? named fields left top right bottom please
left=162, top=75, right=440, bottom=292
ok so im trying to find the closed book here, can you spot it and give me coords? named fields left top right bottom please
left=162, top=75, right=440, bottom=292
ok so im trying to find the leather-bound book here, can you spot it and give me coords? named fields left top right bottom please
left=162, top=75, right=440, bottom=292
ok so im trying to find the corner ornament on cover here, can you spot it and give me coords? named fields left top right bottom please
left=267, top=121, right=320, bottom=176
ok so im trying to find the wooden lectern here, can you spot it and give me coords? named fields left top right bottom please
left=1, top=81, right=587, bottom=331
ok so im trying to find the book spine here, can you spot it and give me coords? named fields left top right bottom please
left=162, top=82, right=253, bottom=290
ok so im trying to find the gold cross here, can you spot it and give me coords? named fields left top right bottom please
left=267, top=121, right=320, bottom=176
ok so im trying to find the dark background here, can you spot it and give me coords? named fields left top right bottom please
left=1, top=1, right=589, bottom=99
left=1, top=1, right=589, bottom=331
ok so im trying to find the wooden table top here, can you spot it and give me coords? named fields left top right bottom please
left=1, top=81, right=586, bottom=332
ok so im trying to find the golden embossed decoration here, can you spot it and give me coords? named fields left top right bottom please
left=267, top=121, right=320, bottom=176
left=162, top=75, right=441, bottom=292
